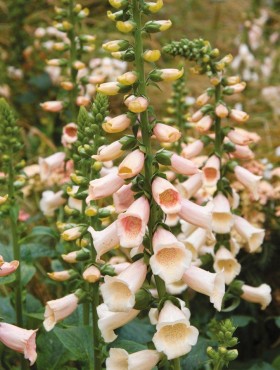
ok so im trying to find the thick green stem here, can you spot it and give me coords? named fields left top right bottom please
left=173, top=357, right=181, bottom=370
left=8, top=157, right=23, bottom=328
left=213, top=359, right=223, bottom=370
left=132, top=0, right=166, bottom=299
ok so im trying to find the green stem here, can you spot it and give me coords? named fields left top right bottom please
left=173, top=357, right=181, bottom=370
left=213, top=359, right=223, bottom=370
left=132, top=0, right=166, bottom=299
left=91, top=282, right=101, bottom=370
left=83, top=301, right=90, bottom=325
left=8, top=157, right=23, bottom=328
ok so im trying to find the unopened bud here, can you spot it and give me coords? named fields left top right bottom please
left=117, top=71, right=138, bottom=85
left=62, top=248, right=90, bottom=263
left=102, top=39, right=130, bottom=52
left=143, top=49, right=161, bottom=62
left=116, top=20, right=136, bottom=33
left=144, top=20, right=172, bottom=33
left=83, top=265, right=101, bottom=283
left=47, top=269, right=78, bottom=282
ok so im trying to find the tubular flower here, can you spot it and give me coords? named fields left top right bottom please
left=212, top=192, right=233, bottom=234
left=234, top=165, right=262, bottom=201
left=202, top=155, right=220, bottom=187
left=233, top=215, right=265, bottom=253
left=124, top=95, right=149, bottom=113
left=183, top=265, right=225, bottom=311
left=0, top=323, right=37, bottom=365
left=92, top=141, right=124, bottom=162
left=102, top=114, right=131, bottom=133
left=100, top=259, right=147, bottom=312
left=241, top=284, right=272, bottom=310
left=0, top=260, right=19, bottom=277
left=179, top=199, right=212, bottom=231
left=170, top=153, right=199, bottom=176
left=118, top=149, right=145, bottom=179
left=39, top=190, right=66, bottom=217
left=87, top=172, right=124, bottom=202
left=106, top=348, right=160, bottom=370
left=39, top=152, right=66, bottom=181
left=117, top=196, right=150, bottom=248
left=153, top=123, right=181, bottom=143
left=152, top=176, right=181, bottom=214
left=43, top=293, right=79, bottom=331
left=113, top=183, right=135, bottom=213
left=213, top=246, right=241, bottom=284
left=151, top=301, right=199, bottom=360
left=150, top=227, right=192, bottom=284
left=88, top=221, right=120, bottom=261
left=97, top=303, right=139, bottom=343
left=179, top=172, right=203, bottom=199
left=181, top=140, right=204, bottom=159
left=180, top=227, right=207, bottom=260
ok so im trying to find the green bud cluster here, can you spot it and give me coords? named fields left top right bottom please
left=163, top=38, right=230, bottom=75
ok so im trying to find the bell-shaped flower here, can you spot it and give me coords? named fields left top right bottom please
left=227, top=129, right=253, bottom=146
left=92, top=141, right=124, bottom=162
left=61, top=123, right=78, bottom=148
left=124, top=95, right=149, bottom=113
left=196, top=115, right=213, bottom=133
left=179, top=199, right=212, bottom=231
left=215, top=104, right=229, bottom=118
left=100, top=259, right=147, bottom=312
left=0, top=260, right=19, bottom=277
left=118, top=149, right=144, bottom=179
left=152, top=301, right=199, bottom=360
left=40, top=100, right=63, bottom=112
left=229, top=109, right=249, bottom=123
left=152, top=177, right=181, bottom=214
left=0, top=323, right=37, bottom=365
left=97, top=303, right=139, bottom=343
left=180, top=227, right=207, bottom=260
left=233, top=215, right=265, bottom=253
left=213, top=246, right=241, bottom=284
left=231, top=144, right=254, bottom=160
left=150, top=227, right=192, bottom=284
left=82, top=265, right=101, bottom=283
left=181, top=140, right=204, bottom=159
left=39, top=190, right=66, bottom=217
left=153, top=123, right=181, bottom=143
left=113, top=183, right=135, bottom=213
left=39, top=152, right=65, bottom=181
left=117, top=196, right=149, bottom=248
left=202, top=155, right=220, bottom=187
left=102, top=114, right=131, bottom=133
left=170, top=153, right=199, bottom=176
left=165, top=213, right=179, bottom=226
left=182, top=265, right=225, bottom=311
left=179, top=172, right=203, bottom=199
left=106, top=348, right=161, bottom=370
left=47, top=269, right=77, bottom=282
left=43, top=292, right=80, bottom=331
left=88, top=221, right=120, bottom=261
left=234, top=165, right=262, bottom=200
left=87, top=172, right=124, bottom=202
left=212, top=193, right=233, bottom=234
left=166, top=280, right=188, bottom=295
left=241, top=283, right=272, bottom=310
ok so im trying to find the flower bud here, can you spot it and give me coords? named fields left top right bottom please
left=143, top=49, right=161, bottom=62
left=117, top=71, right=138, bottom=85
left=144, top=20, right=172, bottom=33
left=61, top=226, right=83, bottom=241
left=47, top=270, right=78, bottom=282
left=102, top=39, right=130, bottom=52
left=97, top=82, right=131, bottom=96
left=72, top=61, right=86, bottom=70
left=61, top=248, right=90, bottom=263
left=0, top=194, right=8, bottom=205
left=116, top=20, right=136, bottom=33
left=60, top=81, right=74, bottom=91
left=109, top=0, right=128, bottom=9
left=46, top=58, right=68, bottom=67
left=111, top=50, right=135, bottom=62
left=196, top=92, right=212, bottom=106
left=215, top=103, right=229, bottom=118
left=102, top=114, right=131, bottom=133
left=124, top=95, right=149, bottom=113
left=40, top=101, right=64, bottom=112
left=229, top=109, right=249, bottom=124
left=145, top=0, right=163, bottom=13
left=83, top=265, right=101, bottom=283
left=149, top=68, right=184, bottom=82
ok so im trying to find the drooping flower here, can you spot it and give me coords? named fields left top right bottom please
left=39, top=190, right=66, bottom=217
left=152, top=176, right=181, bottom=214
left=240, top=283, right=272, bottom=310
left=212, top=192, right=233, bottom=234
left=106, top=348, right=160, bottom=370
left=87, top=172, right=125, bottom=202
left=233, top=215, right=265, bottom=253
left=118, top=149, right=145, bottom=179
left=213, top=246, right=241, bottom=284
left=0, top=260, right=19, bottom=277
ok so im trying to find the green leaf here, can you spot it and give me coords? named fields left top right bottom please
left=272, top=356, right=280, bottom=370
left=231, top=315, right=256, bottom=328
left=0, top=297, right=16, bottom=323
left=37, top=330, right=73, bottom=370
left=0, top=243, right=13, bottom=261
left=0, top=273, right=16, bottom=285
left=247, top=362, right=275, bottom=370
left=275, top=317, right=280, bottom=328
left=21, top=226, right=59, bottom=242
left=109, top=340, right=146, bottom=353
left=117, top=317, right=155, bottom=344
left=54, top=326, right=94, bottom=365
left=21, top=263, right=36, bottom=285
left=21, top=242, right=56, bottom=260
left=181, top=337, right=214, bottom=370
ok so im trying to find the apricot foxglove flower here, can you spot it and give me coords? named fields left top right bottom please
left=234, top=165, right=262, bottom=200
left=82, top=265, right=101, bottom=283
left=202, top=155, right=220, bottom=187
left=179, top=199, right=212, bottom=231
left=241, top=283, right=272, bottom=310
left=43, top=291, right=82, bottom=331
left=143, top=49, right=161, bottom=62
left=88, top=221, right=120, bottom=261
left=180, top=227, right=207, bottom=260
left=106, top=348, right=160, bottom=370
left=170, top=153, right=199, bottom=176
left=124, top=95, right=149, bottom=113
left=92, top=141, right=124, bottom=162
left=229, top=109, right=249, bottom=123
left=212, top=192, right=233, bottom=234
left=150, top=227, right=192, bottom=284
left=0, top=323, right=37, bottom=365
left=61, top=123, right=78, bottom=148
left=151, top=301, right=198, bottom=360
left=196, top=115, right=213, bottom=133
left=153, top=123, right=181, bottom=143
left=113, top=183, right=135, bottom=213
left=39, top=190, right=66, bottom=217
left=39, top=152, right=65, bottom=181
left=87, top=172, right=124, bottom=202
left=181, top=140, right=204, bottom=159
left=152, top=176, right=181, bottom=214
left=0, top=260, right=19, bottom=276
left=100, top=259, right=147, bottom=312
left=97, top=303, right=139, bottom=343
left=117, top=196, right=149, bottom=248
left=118, top=149, right=145, bottom=179
left=213, top=246, right=241, bottom=284
left=47, top=270, right=77, bottom=282
left=183, top=265, right=225, bottom=311
left=233, top=215, right=265, bottom=252
left=179, top=172, right=203, bottom=199
left=40, top=100, right=64, bottom=112
left=102, top=114, right=131, bottom=133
